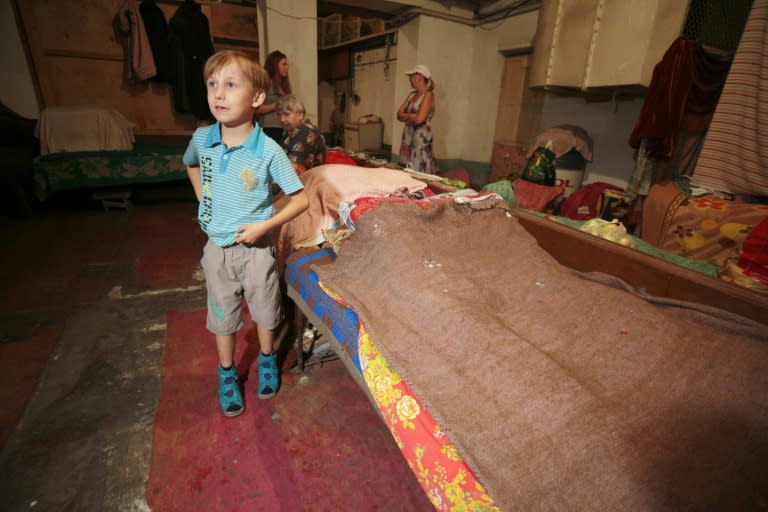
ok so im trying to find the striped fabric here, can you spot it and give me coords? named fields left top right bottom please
left=184, top=123, right=302, bottom=247
left=692, top=0, right=768, bottom=197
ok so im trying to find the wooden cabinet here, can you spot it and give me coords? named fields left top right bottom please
left=529, top=0, right=689, bottom=90
left=319, top=49, right=351, bottom=81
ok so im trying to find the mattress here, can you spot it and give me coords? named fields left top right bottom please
left=284, top=247, right=499, bottom=511
left=285, top=199, right=768, bottom=511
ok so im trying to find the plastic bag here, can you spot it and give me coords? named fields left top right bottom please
left=521, top=145, right=556, bottom=186
left=579, top=218, right=634, bottom=247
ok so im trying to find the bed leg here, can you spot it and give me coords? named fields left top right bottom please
left=92, top=189, right=132, bottom=211
left=292, top=299, right=308, bottom=373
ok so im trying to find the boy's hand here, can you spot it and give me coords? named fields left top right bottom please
left=235, top=222, right=269, bottom=245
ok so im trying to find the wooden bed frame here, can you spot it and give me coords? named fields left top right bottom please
left=32, top=137, right=189, bottom=202
left=511, top=208, right=768, bottom=326
left=416, top=178, right=766, bottom=325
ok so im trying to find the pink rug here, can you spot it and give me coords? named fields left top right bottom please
left=146, top=308, right=433, bottom=511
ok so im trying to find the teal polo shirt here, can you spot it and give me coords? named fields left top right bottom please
left=183, top=122, right=303, bottom=247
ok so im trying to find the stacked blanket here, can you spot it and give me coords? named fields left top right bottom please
left=35, top=106, right=135, bottom=155
left=273, top=164, right=427, bottom=269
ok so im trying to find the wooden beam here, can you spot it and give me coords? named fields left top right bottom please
left=13, top=0, right=54, bottom=107
left=44, top=49, right=123, bottom=62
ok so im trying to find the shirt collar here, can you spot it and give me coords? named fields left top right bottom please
left=203, top=122, right=223, bottom=148
left=203, top=122, right=266, bottom=157
left=288, top=120, right=312, bottom=137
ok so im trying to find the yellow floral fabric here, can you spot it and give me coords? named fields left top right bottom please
left=358, top=322, right=499, bottom=511
left=319, top=282, right=498, bottom=510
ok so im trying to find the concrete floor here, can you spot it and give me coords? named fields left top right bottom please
left=0, top=184, right=432, bottom=511
left=3, top=289, right=206, bottom=511
left=1, top=185, right=208, bottom=510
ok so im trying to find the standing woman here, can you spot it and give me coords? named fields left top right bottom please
left=397, top=64, right=436, bottom=174
left=258, top=50, right=292, bottom=141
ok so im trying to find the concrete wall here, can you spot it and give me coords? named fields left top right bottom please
left=387, top=10, right=542, bottom=183
left=349, top=45, right=397, bottom=146
left=260, top=0, right=318, bottom=123
left=539, top=94, right=644, bottom=187
left=389, top=16, right=420, bottom=155
left=317, top=3, right=648, bottom=188
left=415, top=16, right=475, bottom=161
left=2, top=0, right=649, bottom=188
left=0, top=0, right=39, bottom=119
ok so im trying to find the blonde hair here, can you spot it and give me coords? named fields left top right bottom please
left=276, top=94, right=305, bottom=115
left=204, top=50, right=270, bottom=94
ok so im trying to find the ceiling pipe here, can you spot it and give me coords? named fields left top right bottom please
left=399, top=7, right=477, bottom=26
left=397, top=0, right=540, bottom=27
left=475, top=0, right=541, bottom=18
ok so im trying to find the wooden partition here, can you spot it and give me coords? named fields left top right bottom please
left=14, top=0, right=258, bottom=140
left=513, top=208, right=768, bottom=326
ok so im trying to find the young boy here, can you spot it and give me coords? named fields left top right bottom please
left=184, top=50, right=308, bottom=417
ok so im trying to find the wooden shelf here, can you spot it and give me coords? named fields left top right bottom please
left=320, top=28, right=397, bottom=51
left=319, top=14, right=393, bottom=50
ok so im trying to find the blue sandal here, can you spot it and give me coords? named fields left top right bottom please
left=217, top=365, right=244, bottom=417
left=257, top=352, right=279, bottom=400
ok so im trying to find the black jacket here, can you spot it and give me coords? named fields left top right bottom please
left=140, top=0, right=174, bottom=83
left=168, top=0, right=215, bottom=119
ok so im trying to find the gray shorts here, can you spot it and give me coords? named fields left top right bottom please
left=201, top=239, right=283, bottom=335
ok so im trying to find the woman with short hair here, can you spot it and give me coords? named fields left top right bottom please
left=276, top=95, right=326, bottom=175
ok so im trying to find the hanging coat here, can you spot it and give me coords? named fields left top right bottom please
left=168, top=0, right=215, bottom=119
left=139, top=0, right=174, bottom=83
left=118, top=0, right=157, bottom=82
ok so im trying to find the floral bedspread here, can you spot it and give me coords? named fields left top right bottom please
left=33, top=143, right=188, bottom=200
left=643, top=183, right=768, bottom=271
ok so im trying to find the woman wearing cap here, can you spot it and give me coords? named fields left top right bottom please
left=397, top=64, right=436, bottom=174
